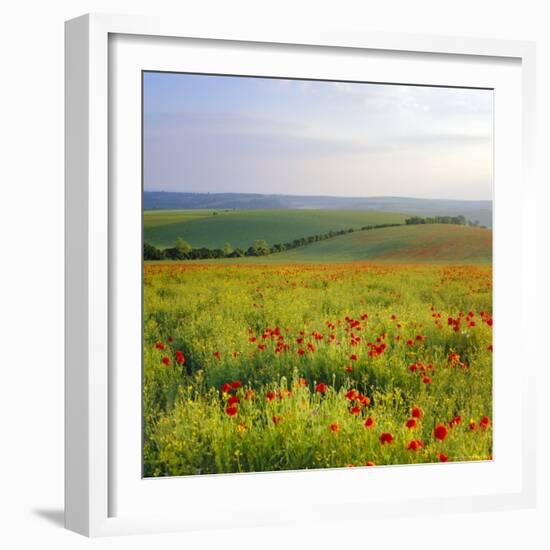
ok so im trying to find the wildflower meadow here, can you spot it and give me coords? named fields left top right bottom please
left=143, top=262, right=492, bottom=476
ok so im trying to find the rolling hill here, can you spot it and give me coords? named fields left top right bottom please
left=144, top=191, right=493, bottom=227
left=144, top=209, right=409, bottom=249
left=265, top=224, right=492, bottom=264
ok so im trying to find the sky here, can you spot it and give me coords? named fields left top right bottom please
left=143, top=72, right=493, bottom=200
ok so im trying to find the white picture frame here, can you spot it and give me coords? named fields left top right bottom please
left=65, top=13, right=537, bottom=537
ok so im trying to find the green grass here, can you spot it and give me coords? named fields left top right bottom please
left=268, top=224, right=492, bottom=264
left=143, top=208, right=409, bottom=249
left=144, top=209, right=219, bottom=229
left=148, top=224, right=492, bottom=266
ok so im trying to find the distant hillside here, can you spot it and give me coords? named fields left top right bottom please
left=143, top=191, right=492, bottom=227
left=259, top=224, right=492, bottom=264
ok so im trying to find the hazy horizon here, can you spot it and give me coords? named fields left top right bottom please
left=144, top=73, right=493, bottom=201
left=143, top=189, right=492, bottom=203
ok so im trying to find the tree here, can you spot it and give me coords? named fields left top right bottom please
left=223, top=242, right=233, bottom=256
left=229, top=248, right=244, bottom=258
left=144, top=242, right=165, bottom=260
left=175, top=237, right=192, bottom=255
left=251, top=239, right=269, bottom=256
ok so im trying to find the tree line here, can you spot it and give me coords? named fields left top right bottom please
left=404, top=215, right=487, bottom=228
left=143, top=214, right=485, bottom=261
left=143, top=223, right=403, bottom=261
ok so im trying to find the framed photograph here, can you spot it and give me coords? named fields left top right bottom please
left=65, top=13, right=537, bottom=536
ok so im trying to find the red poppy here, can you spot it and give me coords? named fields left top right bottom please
left=244, top=389, right=255, bottom=400
left=406, top=418, right=417, bottom=429
left=175, top=351, right=185, bottom=365
left=155, top=342, right=165, bottom=350
left=406, top=339, right=414, bottom=346
left=480, top=416, right=491, bottom=429
left=221, top=383, right=232, bottom=393
left=350, top=354, right=358, bottom=361
left=297, top=349, right=305, bottom=356
left=449, top=415, right=462, bottom=427
left=346, top=389, right=358, bottom=401
left=469, top=420, right=477, bottom=430
left=365, top=461, right=375, bottom=467
left=315, top=382, right=327, bottom=394
left=225, top=406, right=238, bottom=417
left=434, top=423, right=449, bottom=441
left=231, top=381, right=242, bottom=389
left=213, top=351, right=221, bottom=360
left=438, top=453, right=449, bottom=462
left=345, top=365, right=353, bottom=373
left=161, top=356, right=170, bottom=366
left=297, top=378, right=308, bottom=386
left=266, top=391, right=276, bottom=401
left=415, top=335, right=424, bottom=341
left=272, top=415, right=282, bottom=425
left=364, top=416, right=375, bottom=429
left=379, top=432, right=393, bottom=445
left=411, top=406, right=423, bottom=419
left=227, top=395, right=239, bottom=406
left=329, top=422, right=340, bottom=432
left=350, top=405, right=361, bottom=415
left=422, top=376, right=432, bottom=384
left=167, top=337, right=174, bottom=343
left=407, top=439, right=423, bottom=451
left=357, top=394, right=371, bottom=406
left=488, top=344, right=493, bottom=352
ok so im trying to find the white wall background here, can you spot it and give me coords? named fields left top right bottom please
left=0, top=1, right=547, bottom=548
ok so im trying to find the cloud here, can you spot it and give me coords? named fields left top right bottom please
left=143, top=75, right=493, bottom=200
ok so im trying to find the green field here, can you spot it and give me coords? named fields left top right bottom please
left=143, top=208, right=408, bottom=249
left=148, top=224, right=492, bottom=265
left=269, top=224, right=492, bottom=264
left=143, top=209, right=216, bottom=228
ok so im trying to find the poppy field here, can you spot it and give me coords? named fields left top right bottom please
left=143, top=261, right=492, bottom=476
